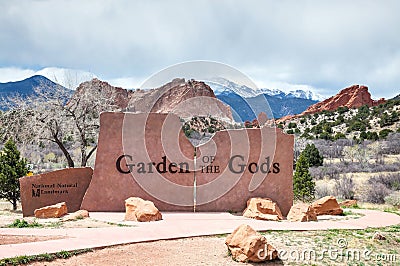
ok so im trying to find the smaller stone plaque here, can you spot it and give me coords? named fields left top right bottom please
left=19, top=167, right=93, bottom=217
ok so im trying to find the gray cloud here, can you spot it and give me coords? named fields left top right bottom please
left=0, top=0, right=399, bottom=98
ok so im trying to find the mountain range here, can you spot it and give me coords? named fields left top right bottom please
left=205, top=78, right=319, bottom=120
left=206, top=78, right=323, bottom=100
left=0, top=75, right=320, bottom=119
left=0, top=75, right=72, bottom=110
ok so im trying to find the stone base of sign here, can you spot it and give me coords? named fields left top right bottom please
left=20, top=167, right=92, bottom=217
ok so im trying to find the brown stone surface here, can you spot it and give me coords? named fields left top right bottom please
left=81, top=112, right=195, bottom=212
left=196, top=127, right=294, bottom=216
left=312, top=196, right=343, bottom=216
left=340, top=199, right=358, bottom=208
left=62, top=210, right=90, bottom=221
left=81, top=112, right=294, bottom=214
left=20, top=167, right=93, bottom=217
left=225, top=224, right=277, bottom=262
left=242, top=198, right=284, bottom=221
left=302, top=84, right=385, bottom=115
left=34, top=202, right=68, bottom=218
left=287, top=203, right=318, bottom=222
left=125, top=197, right=162, bottom=222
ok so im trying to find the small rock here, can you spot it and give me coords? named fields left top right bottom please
left=125, top=197, right=162, bottom=222
left=34, top=202, right=68, bottom=218
left=287, top=203, right=318, bottom=222
left=339, top=199, right=358, bottom=208
left=311, top=196, right=343, bottom=216
left=372, top=232, right=386, bottom=240
left=226, top=224, right=278, bottom=262
left=243, top=198, right=283, bottom=221
left=62, top=210, right=90, bottom=221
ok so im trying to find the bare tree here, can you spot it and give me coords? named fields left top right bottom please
left=0, top=79, right=119, bottom=167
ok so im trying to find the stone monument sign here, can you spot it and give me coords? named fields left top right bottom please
left=19, top=167, right=92, bottom=217
left=80, top=112, right=294, bottom=215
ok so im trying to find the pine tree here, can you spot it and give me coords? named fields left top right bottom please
left=303, top=143, right=323, bottom=167
left=293, top=152, right=315, bottom=202
left=0, top=139, right=28, bottom=210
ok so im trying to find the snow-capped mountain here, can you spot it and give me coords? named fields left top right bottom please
left=206, top=78, right=260, bottom=98
left=35, top=67, right=97, bottom=90
left=206, top=77, right=324, bottom=101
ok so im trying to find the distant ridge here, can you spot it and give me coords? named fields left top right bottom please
left=0, top=75, right=71, bottom=110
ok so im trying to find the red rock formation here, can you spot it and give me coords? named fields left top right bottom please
left=128, top=78, right=233, bottom=120
left=73, top=78, right=134, bottom=109
left=302, top=85, right=385, bottom=115
left=71, top=78, right=233, bottom=121
left=276, top=84, right=386, bottom=123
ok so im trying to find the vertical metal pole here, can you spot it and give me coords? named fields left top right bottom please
left=193, top=146, right=197, bottom=212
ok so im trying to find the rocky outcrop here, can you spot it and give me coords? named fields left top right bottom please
left=225, top=224, right=278, bottom=262
left=311, top=196, right=343, bottom=216
left=243, top=198, right=283, bottom=221
left=302, top=85, right=385, bottom=115
left=62, top=210, right=90, bottom=221
left=287, top=203, right=318, bottom=222
left=71, top=78, right=233, bottom=121
left=127, top=78, right=233, bottom=121
left=34, top=202, right=68, bottom=218
left=339, top=199, right=358, bottom=208
left=125, top=197, right=162, bottom=222
left=72, top=78, right=134, bottom=109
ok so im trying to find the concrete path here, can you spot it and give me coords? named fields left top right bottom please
left=0, top=209, right=399, bottom=259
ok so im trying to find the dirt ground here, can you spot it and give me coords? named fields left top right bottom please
left=0, top=235, right=66, bottom=245
left=28, top=237, right=250, bottom=266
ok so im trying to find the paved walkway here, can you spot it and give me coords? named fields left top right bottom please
left=1, top=209, right=399, bottom=259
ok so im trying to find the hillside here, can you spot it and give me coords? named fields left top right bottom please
left=278, top=99, right=400, bottom=140
left=0, top=75, right=71, bottom=110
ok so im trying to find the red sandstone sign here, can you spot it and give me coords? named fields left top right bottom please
left=19, top=168, right=92, bottom=217
left=80, top=112, right=294, bottom=215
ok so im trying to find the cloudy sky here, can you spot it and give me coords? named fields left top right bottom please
left=0, top=0, right=399, bottom=98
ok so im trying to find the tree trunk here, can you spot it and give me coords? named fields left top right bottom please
left=81, top=147, right=87, bottom=167
left=53, top=137, right=75, bottom=168
left=81, top=145, right=98, bottom=167
left=12, top=198, right=17, bottom=211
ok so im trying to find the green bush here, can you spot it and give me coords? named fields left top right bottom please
left=8, top=219, right=41, bottom=228
left=347, top=120, right=366, bottom=132
left=379, top=129, right=393, bottom=139
left=286, top=129, right=294, bottom=134
left=385, top=191, right=400, bottom=208
left=337, top=106, right=349, bottom=114
left=334, top=133, right=346, bottom=140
